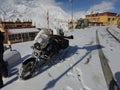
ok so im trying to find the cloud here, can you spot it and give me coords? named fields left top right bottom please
left=89, top=1, right=114, bottom=12
left=73, top=1, right=115, bottom=19
left=30, top=0, right=60, bottom=6
left=74, top=11, right=87, bottom=19
left=0, top=0, right=61, bottom=7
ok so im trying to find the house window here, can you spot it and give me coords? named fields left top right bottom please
left=9, top=35, right=15, bottom=41
left=108, top=18, right=111, bottom=22
left=97, top=18, right=100, bottom=22
left=29, top=32, right=36, bottom=40
left=18, top=34, right=21, bottom=39
left=112, top=18, right=114, bottom=21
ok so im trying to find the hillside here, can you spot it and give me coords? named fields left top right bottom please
left=0, top=0, right=70, bottom=29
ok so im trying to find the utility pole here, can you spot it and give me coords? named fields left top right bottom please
left=72, top=0, right=73, bottom=29
left=69, top=0, right=73, bottom=29
left=46, top=11, right=49, bottom=29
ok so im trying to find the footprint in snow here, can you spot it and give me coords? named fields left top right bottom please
left=64, top=86, right=74, bottom=90
left=75, top=67, right=91, bottom=90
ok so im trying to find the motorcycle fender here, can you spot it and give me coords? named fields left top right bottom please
left=22, top=57, right=36, bottom=66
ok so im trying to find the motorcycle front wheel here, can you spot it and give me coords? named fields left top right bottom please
left=20, top=57, right=37, bottom=80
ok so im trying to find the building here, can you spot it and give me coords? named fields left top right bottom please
left=0, top=18, right=39, bottom=44
left=86, top=12, right=118, bottom=26
left=7, top=28, right=39, bottom=43
left=68, top=21, right=77, bottom=29
left=1, top=18, right=35, bottom=29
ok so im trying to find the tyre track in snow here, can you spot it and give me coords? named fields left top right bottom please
left=96, top=30, right=119, bottom=90
left=106, top=27, right=120, bottom=43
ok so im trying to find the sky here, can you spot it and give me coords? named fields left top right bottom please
left=55, top=0, right=120, bottom=14
left=0, top=0, right=120, bottom=14
left=0, top=0, right=120, bottom=20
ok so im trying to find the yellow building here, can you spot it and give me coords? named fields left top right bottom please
left=86, top=12, right=118, bottom=26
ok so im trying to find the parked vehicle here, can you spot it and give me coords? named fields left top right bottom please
left=19, top=35, right=73, bottom=80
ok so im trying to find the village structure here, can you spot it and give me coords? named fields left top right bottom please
left=0, top=12, right=120, bottom=44
left=68, top=12, right=120, bottom=28
left=0, top=18, right=39, bottom=44
left=86, top=12, right=118, bottom=26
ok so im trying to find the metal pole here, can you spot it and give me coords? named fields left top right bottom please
left=72, top=0, right=73, bottom=29
left=47, top=11, right=49, bottom=29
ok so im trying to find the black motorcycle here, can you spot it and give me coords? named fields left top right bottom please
left=19, top=35, right=73, bottom=80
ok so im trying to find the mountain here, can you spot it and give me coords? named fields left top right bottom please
left=0, top=0, right=70, bottom=30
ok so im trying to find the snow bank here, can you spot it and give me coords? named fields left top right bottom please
left=3, top=50, right=21, bottom=66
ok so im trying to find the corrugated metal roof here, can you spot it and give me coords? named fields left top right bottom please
left=7, top=28, right=39, bottom=35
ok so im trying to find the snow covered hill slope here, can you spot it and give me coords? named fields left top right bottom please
left=2, top=26, right=120, bottom=90
left=0, top=0, right=70, bottom=30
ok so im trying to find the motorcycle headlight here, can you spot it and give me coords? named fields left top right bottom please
left=34, top=52, right=38, bottom=57
left=34, top=42, right=41, bottom=50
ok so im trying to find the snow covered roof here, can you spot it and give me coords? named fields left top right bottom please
left=7, top=28, right=39, bottom=35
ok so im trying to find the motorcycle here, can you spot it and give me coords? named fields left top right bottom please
left=19, top=35, right=73, bottom=80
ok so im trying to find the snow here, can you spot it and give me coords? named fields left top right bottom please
left=8, top=28, right=39, bottom=35
left=2, top=26, right=120, bottom=90
left=98, top=26, right=120, bottom=82
left=108, top=26, right=120, bottom=40
left=0, top=0, right=70, bottom=30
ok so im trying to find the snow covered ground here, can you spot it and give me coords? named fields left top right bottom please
left=2, top=26, right=120, bottom=90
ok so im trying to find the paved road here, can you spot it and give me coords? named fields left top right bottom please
left=96, top=30, right=119, bottom=90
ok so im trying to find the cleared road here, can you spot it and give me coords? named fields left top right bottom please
left=96, top=30, right=119, bottom=90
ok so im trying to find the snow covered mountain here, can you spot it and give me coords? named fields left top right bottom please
left=0, top=0, right=70, bottom=29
